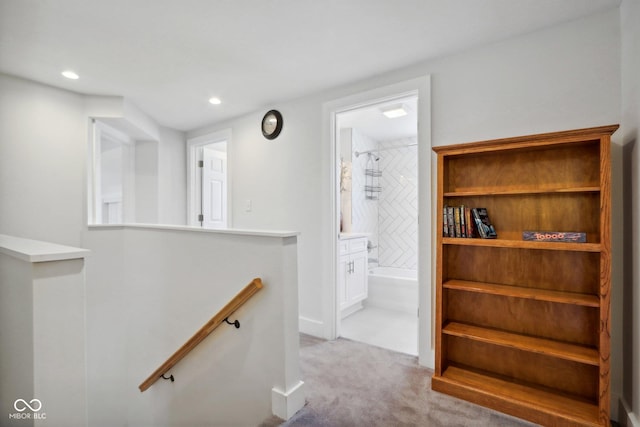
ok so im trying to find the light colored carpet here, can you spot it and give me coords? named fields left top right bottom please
left=261, top=334, right=538, bottom=427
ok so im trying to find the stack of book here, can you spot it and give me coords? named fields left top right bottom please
left=443, top=206, right=497, bottom=239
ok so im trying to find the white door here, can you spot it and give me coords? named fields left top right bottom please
left=200, top=146, right=227, bottom=229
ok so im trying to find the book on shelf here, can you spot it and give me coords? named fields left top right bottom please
left=522, top=231, right=586, bottom=242
left=447, top=207, right=455, bottom=237
left=459, top=205, right=467, bottom=238
left=471, top=208, right=497, bottom=239
left=453, top=207, right=462, bottom=237
left=465, top=207, right=475, bottom=238
left=443, top=206, right=449, bottom=237
left=442, top=205, right=486, bottom=238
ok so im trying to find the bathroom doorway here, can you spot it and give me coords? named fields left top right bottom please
left=335, top=94, right=419, bottom=355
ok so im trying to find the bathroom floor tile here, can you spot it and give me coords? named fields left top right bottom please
left=340, top=306, right=418, bottom=356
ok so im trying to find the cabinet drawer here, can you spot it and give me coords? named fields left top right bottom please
left=349, top=237, right=368, bottom=253
left=339, top=236, right=368, bottom=254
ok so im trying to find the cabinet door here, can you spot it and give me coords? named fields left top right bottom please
left=347, top=250, right=368, bottom=303
left=338, top=254, right=349, bottom=309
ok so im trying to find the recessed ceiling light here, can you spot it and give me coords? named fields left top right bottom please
left=61, top=70, right=79, bottom=80
left=208, top=97, right=222, bottom=105
left=381, top=104, right=407, bottom=119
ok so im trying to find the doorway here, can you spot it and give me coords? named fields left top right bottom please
left=88, top=120, right=134, bottom=225
left=336, top=95, right=419, bottom=355
left=324, top=76, right=433, bottom=367
left=187, top=129, right=231, bottom=229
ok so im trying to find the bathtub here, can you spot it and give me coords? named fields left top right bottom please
left=366, top=267, right=418, bottom=315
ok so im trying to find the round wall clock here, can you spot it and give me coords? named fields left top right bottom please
left=261, top=110, right=283, bottom=140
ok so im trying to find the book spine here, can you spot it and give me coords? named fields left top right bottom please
left=465, top=207, right=474, bottom=238
left=454, top=207, right=461, bottom=237
left=471, top=208, right=487, bottom=238
left=443, top=206, right=449, bottom=237
left=459, top=205, right=466, bottom=238
left=447, top=207, right=455, bottom=237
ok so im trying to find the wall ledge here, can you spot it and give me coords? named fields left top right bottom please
left=88, top=223, right=299, bottom=238
left=0, top=234, right=90, bottom=263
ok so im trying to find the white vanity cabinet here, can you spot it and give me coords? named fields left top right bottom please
left=338, top=235, right=368, bottom=317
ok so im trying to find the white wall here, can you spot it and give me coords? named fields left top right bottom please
left=189, top=99, right=326, bottom=326
left=134, top=140, right=159, bottom=223
left=158, top=127, right=187, bottom=225
left=100, top=143, right=123, bottom=200
left=0, top=74, right=86, bottom=246
left=189, top=4, right=621, bottom=345
left=1, top=241, right=88, bottom=427
left=0, top=256, right=34, bottom=426
left=87, top=97, right=187, bottom=226
left=0, top=74, right=188, bottom=246
left=428, top=11, right=620, bottom=145
left=188, top=102, right=320, bottom=334
left=620, top=0, right=640, bottom=425
left=32, top=258, right=87, bottom=427
left=128, top=129, right=186, bottom=225
left=82, top=225, right=302, bottom=427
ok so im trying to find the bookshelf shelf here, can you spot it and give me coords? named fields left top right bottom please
left=432, top=125, right=617, bottom=427
left=443, top=322, right=599, bottom=365
left=443, top=280, right=600, bottom=307
left=442, top=237, right=602, bottom=252
left=443, top=186, right=600, bottom=197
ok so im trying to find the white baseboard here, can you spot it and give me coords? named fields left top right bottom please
left=340, top=301, right=363, bottom=319
left=418, top=348, right=435, bottom=370
left=612, top=392, right=622, bottom=422
left=271, top=380, right=305, bottom=420
left=299, top=316, right=324, bottom=337
left=620, top=397, right=640, bottom=427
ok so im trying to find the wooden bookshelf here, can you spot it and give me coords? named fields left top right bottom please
left=432, top=125, right=618, bottom=427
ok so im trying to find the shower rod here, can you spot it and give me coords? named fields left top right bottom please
left=354, top=142, right=417, bottom=158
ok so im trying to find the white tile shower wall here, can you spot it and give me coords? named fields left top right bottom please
left=350, top=129, right=378, bottom=264
left=378, top=137, right=418, bottom=269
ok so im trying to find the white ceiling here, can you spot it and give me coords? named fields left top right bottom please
left=0, top=0, right=620, bottom=132
left=338, top=95, right=418, bottom=142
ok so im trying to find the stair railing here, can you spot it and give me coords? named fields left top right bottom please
left=138, top=277, right=263, bottom=392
